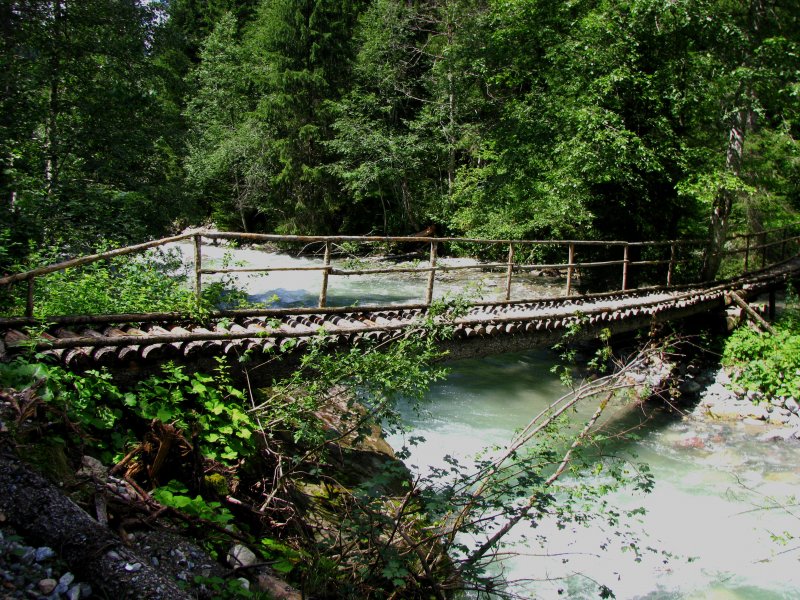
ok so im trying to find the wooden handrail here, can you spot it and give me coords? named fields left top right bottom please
left=0, top=233, right=193, bottom=286
left=2, top=226, right=798, bottom=320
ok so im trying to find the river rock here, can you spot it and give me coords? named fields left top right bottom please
left=34, top=546, right=55, bottom=561
left=227, top=544, right=258, bottom=569
left=680, top=379, right=702, bottom=394
left=769, top=407, right=791, bottom=425
left=38, top=578, right=57, bottom=594
left=256, top=572, right=302, bottom=600
left=67, top=583, right=82, bottom=600
left=785, top=397, right=799, bottom=414
left=746, top=404, right=770, bottom=420
left=76, top=455, right=108, bottom=481
left=714, top=369, right=732, bottom=385
left=757, top=428, right=796, bottom=442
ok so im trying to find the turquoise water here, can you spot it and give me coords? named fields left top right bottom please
left=179, top=243, right=800, bottom=599
left=386, top=351, right=800, bottom=600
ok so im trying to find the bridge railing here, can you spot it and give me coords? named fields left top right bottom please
left=722, top=225, right=800, bottom=276
left=2, top=227, right=799, bottom=321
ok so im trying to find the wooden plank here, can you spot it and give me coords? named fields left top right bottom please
left=0, top=233, right=193, bottom=286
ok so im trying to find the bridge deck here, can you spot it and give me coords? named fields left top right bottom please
left=3, top=257, right=797, bottom=369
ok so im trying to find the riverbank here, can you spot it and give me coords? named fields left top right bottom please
left=689, top=367, right=800, bottom=442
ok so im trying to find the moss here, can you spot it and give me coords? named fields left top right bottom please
left=25, top=439, right=76, bottom=486
left=204, top=472, right=230, bottom=496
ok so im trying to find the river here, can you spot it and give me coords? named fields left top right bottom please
left=177, top=242, right=800, bottom=599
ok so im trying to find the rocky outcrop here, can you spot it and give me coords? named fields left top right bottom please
left=695, top=369, right=800, bottom=440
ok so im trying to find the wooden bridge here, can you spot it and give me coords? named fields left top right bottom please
left=1, top=228, right=799, bottom=369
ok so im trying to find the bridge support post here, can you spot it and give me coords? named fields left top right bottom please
left=504, top=244, right=514, bottom=301
left=319, top=242, right=331, bottom=308
left=622, top=244, right=630, bottom=291
left=566, top=244, right=575, bottom=296
left=667, top=244, right=676, bottom=286
left=193, top=234, right=202, bottom=303
left=744, top=234, right=750, bottom=273
left=425, top=241, right=438, bottom=305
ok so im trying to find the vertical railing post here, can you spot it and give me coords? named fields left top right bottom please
left=504, top=244, right=514, bottom=302
left=622, top=244, right=630, bottom=291
left=761, top=231, right=767, bottom=269
left=667, top=244, right=676, bottom=286
left=318, top=241, right=331, bottom=308
left=425, top=240, right=438, bottom=306
left=565, top=243, right=575, bottom=296
left=193, top=234, right=203, bottom=303
left=26, top=278, right=34, bottom=318
left=743, top=233, right=750, bottom=273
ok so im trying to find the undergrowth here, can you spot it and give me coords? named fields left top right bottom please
left=722, top=284, right=800, bottom=399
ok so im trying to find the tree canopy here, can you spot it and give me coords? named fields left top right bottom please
left=1, top=0, right=798, bottom=266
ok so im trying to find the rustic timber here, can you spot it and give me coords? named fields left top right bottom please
left=2, top=258, right=797, bottom=369
left=726, top=291, right=776, bottom=334
left=1, top=229, right=798, bottom=370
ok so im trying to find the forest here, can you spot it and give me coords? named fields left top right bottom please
left=1, top=2, right=800, bottom=599
left=1, top=0, right=798, bottom=261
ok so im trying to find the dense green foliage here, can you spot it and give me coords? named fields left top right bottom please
left=0, top=309, right=658, bottom=598
left=0, top=4, right=798, bottom=593
left=723, top=286, right=800, bottom=398
left=2, top=0, right=798, bottom=264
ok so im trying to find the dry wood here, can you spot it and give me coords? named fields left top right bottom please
left=727, top=291, right=776, bottom=334
left=0, top=445, right=191, bottom=599
left=0, top=233, right=192, bottom=286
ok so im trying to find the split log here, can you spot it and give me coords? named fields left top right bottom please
left=0, top=446, right=191, bottom=599
left=727, top=291, right=776, bottom=334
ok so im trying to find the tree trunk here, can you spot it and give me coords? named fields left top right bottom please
left=702, top=117, right=744, bottom=280
left=0, top=443, right=191, bottom=599
left=44, top=0, right=64, bottom=198
left=702, top=0, right=766, bottom=280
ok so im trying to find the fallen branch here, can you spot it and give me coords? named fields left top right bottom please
left=0, top=445, right=191, bottom=599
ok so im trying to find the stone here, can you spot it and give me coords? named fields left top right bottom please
left=680, top=379, right=702, bottom=394
left=227, top=544, right=258, bottom=569
left=78, top=583, right=93, bottom=598
left=66, top=584, right=82, bottom=600
left=124, top=562, right=143, bottom=573
left=746, top=405, right=770, bottom=420
left=256, top=572, right=302, bottom=600
left=704, top=383, right=731, bottom=399
left=769, top=413, right=791, bottom=426
left=709, top=404, right=749, bottom=420
left=785, top=397, right=799, bottom=414
left=34, top=546, right=55, bottom=562
left=58, top=572, right=75, bottom=588
left=235, top=578, right=251, bottom=591
left=76, top=455, right=108, bottom=481
left=758, top=428, right=795, bottom=442
left=38, top=579, right=57, bottom=594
